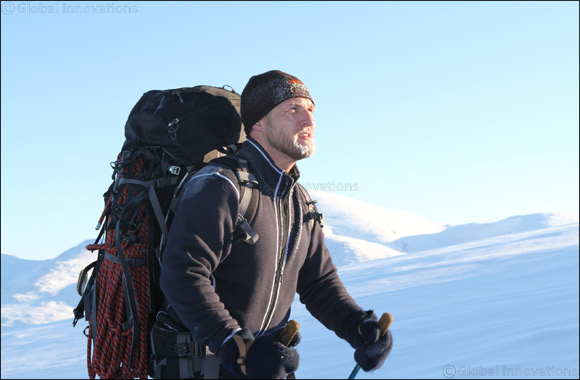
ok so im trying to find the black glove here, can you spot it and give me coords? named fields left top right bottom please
left=341, top=310, right=393, bottom=372
left=219, top=327, right=300, bottom=379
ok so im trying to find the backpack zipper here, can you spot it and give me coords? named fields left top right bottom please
left=164, top=100, right=230, bottom=141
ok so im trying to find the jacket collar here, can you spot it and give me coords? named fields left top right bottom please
left=239, top=137, right=300, bottom=197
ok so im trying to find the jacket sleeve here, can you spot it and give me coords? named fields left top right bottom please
left=296, top=214, right=365, bottom=339
left=159, top=170, right=241, bottom=354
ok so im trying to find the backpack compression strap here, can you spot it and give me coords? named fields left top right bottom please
left=119, top=176, right=181, bottom=239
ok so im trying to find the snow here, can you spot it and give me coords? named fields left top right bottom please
left=1, top=191, right=578, bottom=379
left=1, top=240, right=95, bottom=327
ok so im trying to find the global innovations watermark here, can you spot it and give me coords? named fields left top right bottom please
left=302, top=181, right=359, bottom=192
left=217, top=178, right=358, bottom=195
left=2, top=2, right=137, bottom=15
left=443, top=364, right=578, bottom=378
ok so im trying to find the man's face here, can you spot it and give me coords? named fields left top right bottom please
left=262, top=97, right=316, bottom=161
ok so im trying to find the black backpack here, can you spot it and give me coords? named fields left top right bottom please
left=72, top=85, right=260, bottom=379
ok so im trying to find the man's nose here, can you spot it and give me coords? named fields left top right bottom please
left=300, top=110, right=315, bottom=128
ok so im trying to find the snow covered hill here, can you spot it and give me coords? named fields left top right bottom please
left=1, top=239, right=95, bottom=327
left=1, top=192, right=578, bottom=379
left=310, top=190, right=578, bottom=265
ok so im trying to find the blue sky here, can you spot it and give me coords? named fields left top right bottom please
left=1, top=1, right=578, bottom=260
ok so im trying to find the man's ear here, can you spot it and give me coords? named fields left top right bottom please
left=253, top=118, right=265, bottom=133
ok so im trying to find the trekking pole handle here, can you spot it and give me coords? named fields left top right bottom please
left=378, top=312, right=393, bottom=337
left=347, top=312, right=393, bottom=379
left=278, top=320, right=300, bottom=379
left=278, top=320, right=300, bottom=346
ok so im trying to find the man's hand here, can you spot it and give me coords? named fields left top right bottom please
left=219, top=327, right=300, bottom=378
left=341, top=310, right=393, bottom=372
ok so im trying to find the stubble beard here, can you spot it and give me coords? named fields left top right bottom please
left=265, top=117, right=316, bottom=161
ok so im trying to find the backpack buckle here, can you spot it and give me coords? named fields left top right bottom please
left=237, top=216, right=259, bottom=245
left=168, top=166, right=181, bottom=176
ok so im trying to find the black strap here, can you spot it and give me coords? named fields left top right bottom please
left=119, top=176, right=180, bottom=239
left=235, top=157, right=260, bottom=227
left=103, top=251, right=148, bottom=268
left=114, top=219, right=140, bottom=369
left=159, top=170, right=194, bottom=254
left=295, top=183, right=325, bottom=230
left=107, top=184, right=151, bottom=369
left=211, top=155, right=260, bottom=245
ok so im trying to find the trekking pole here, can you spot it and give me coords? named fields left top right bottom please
left=347, top=312, right=393, bottom=380
left=278, top=320, right=300, bottom=380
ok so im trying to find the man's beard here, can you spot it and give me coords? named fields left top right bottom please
left=264, top=117, right=316, bottom=161
left=290, top=134, right=316, bottom=159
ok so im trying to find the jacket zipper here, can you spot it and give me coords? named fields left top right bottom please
left=256, top=180, right=294, bottom=337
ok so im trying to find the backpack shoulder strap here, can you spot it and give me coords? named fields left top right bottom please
left=212, top=154, right=260, bottom=245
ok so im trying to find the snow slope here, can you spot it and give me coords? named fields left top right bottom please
left=1, top=240, right=95, bottom=327
left=1, top=192, right=578, bottom=379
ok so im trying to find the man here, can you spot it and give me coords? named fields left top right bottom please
left=160, top=70, right=393, bottom=379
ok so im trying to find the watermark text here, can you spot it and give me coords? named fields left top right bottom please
left=443, top=364, right=578, bottom=378
left=302, top=181, right=359, bottom=192
left=2, top=2, right=138, bottom=15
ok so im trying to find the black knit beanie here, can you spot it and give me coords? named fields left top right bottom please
left=241, top=70, right=314, bottom=136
